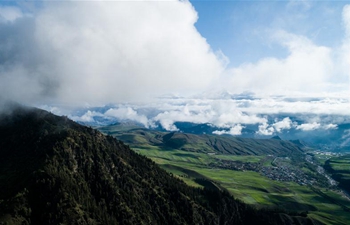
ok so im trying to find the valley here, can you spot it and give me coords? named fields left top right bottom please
left=98, top=123, right=350, bottom=225
left=324, top=155, right=350, bottom=197
left=2, top=0, right=350, bottom=224
left=1, top=106, right=322, bottom=225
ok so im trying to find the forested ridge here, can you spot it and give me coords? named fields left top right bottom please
left=0, top=105, right=321, bottom=225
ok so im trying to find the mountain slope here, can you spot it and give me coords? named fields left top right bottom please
left=0, top=105, right=319, bottom=225
left=324, top=155, right=350, bottom=194
left=99, top=124, right=304, bottom=156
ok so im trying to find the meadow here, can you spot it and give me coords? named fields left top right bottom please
left=98, top=125, right=350, bottom=225
left=135, top=147, right=350, bottom=225
left=324, top=155, right=350, bottom=196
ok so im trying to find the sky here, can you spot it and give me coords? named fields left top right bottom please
left=0, top=0, right=350, bottom=135
left=192, top=1, right=347, bottom=66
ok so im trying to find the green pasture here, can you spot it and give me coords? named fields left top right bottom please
left=133, top=148, right=350, bottom=225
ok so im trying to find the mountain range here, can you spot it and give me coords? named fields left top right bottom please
left=0, top=104, right=321, bottom=224
left=98, top=122, right=305, bottom=156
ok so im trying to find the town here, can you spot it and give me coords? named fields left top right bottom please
left=210, top=153, right=334, bottom=188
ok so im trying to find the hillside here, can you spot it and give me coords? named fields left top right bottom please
left=98, top=123, right=350, bottom=225
left=0, top=105, right=320, bottom=225
left=324, top=155, right=350, bottom=194
left=98, top=124, right=304, bottom=156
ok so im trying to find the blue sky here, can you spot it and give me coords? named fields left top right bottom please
left=191, top=0, right=346, bottom=66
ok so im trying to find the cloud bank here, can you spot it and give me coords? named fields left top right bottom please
left=63, top=93, right=348, bottom=136
left=1, top=2, right=349, bottom=107
left=0, top=1, right=224, bottom=106
left=1, top=1, right=350, bottom=137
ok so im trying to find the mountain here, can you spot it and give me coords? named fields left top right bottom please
left=0, top=105, right=320, bottom=225
left=98, top=124, right=304, bottom=157
left=271, top=136, right=281, bottom=140
left=170, top=121, right=350, bottom=152
left=74, top=104, right=350, bottom=152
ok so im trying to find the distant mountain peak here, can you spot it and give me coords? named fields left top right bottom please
left=271, top=135, right=282, bottom=140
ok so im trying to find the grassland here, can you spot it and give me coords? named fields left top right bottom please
left=324, top=154, right=350, bottom=196
left=133, top=147, right=350, bottom=225
left=98, top=125, right=350, bottom=225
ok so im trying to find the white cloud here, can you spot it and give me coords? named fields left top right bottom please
left=224, top=30, right=338, bottom=96
left=234, top=95, right=350, bottom=116
left=296, top=122, right=321, bottom=131
left=2, top=1, right=350, bottom=134
left=0, top=6, right=24, bottom=23
left=154, top=112, right=179, bottom=131
left=149, top=99, right=267, bottom=131
left=0, top=1, right=225, bottom=106
left=299, top=122, right=339, bottom=131
left=61, top=93, right=350, bottom=133
left=220, top=4, right=350, bottom=97
left=272, top=117, right=293, bottom=132
left=105, top=107, right=149, bottom=127
left=324, top=124, right=337, bottom=130
left=70, top=110, right=103, bottom=123
left=257, top=122, right=275, bottom=136
left=256, top=117, right=297, bottom=136
left=213, top=124, right=244, bottom=135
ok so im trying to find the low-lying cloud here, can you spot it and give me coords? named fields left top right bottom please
left=105, top=107, right=150, bottom=128
left=273, top=117, right=293, bottom=133
left=63, top=94, right=348, bottom=136
left=213, top=124, right=244, bottom=136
